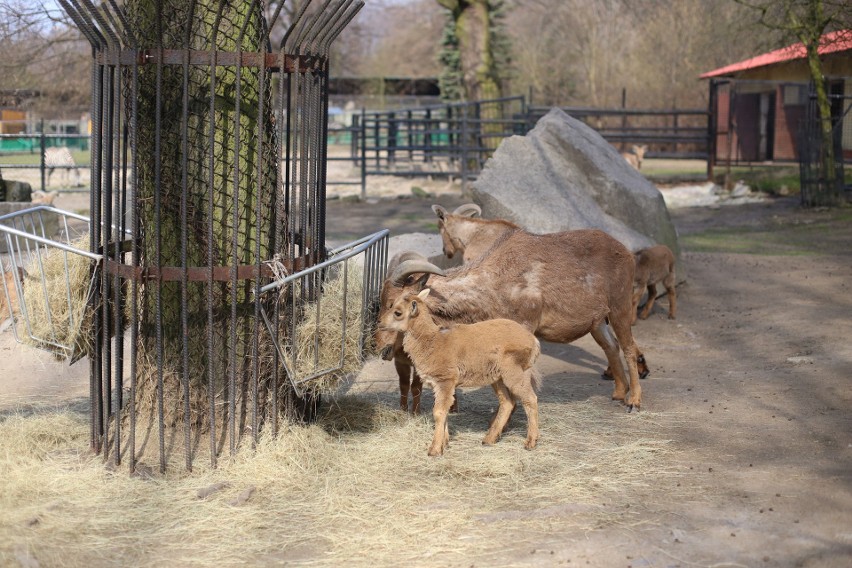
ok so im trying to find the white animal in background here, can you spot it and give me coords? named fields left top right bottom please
left=43, top=147, right=82, bottom=187
left=621, top=144, right=648, bottom=170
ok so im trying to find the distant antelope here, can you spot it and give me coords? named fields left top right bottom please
left=43, top=147, right=82, bottom=187
left=621, top=144, right=648, bottom=170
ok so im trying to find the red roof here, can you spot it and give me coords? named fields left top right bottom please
left=701, top=29, right=852, bottom=79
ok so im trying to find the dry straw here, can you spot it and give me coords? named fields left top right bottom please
left=286, top=260, right=373, bottom=395
left=18, top=237, right=95, bottom=359
left=0, top=392, right=687, bottom=567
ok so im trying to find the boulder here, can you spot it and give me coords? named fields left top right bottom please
left=469, top=107, right=684, bottom=282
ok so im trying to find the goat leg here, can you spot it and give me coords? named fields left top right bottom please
left=483, top=381, right=514, bottom=445
left=428, top=383, right=454, bottom=456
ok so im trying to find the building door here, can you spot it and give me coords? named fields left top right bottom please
left=758, top=91, right=776, bottom=161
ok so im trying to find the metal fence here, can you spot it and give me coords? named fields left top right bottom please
left=799, top=84, right=852, bottom=207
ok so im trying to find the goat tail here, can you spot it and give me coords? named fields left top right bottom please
left=530, top=337, right=542, bottom=391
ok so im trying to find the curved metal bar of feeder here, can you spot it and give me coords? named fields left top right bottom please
left=107, top=0, right=136, bottom=48
left=99, top=1, right=128, bottom=49
left=318, top=1, right=363, bottom=57
left=306, top=0, right=347, bottom=53
left=0, top=226, right=103, bottom=262
left=279, top=0, right=313, bottom=51
left=57, top=0, right=104, bottom=49
left=258, top=229, right=389, bottom=295
left=290, top=0, right=333, bottom=56
left=79, top=0, right=122, bottom=51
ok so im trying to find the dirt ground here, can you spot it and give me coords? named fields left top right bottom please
left=2, top=185, right=852, bottom=567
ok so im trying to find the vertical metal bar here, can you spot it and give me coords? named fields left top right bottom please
left=207, top=0, right=228, bottom=469
left=39, top=124, right=46, bottom=192
left=102, top=58, right=115, bottom=465
left=360, top=108, right=366, bottom=199
left=129, top=51, right=140, bottom=474
left=154, top=3, right=166, bottom=474
left=179, top=0, right=198, bottom=472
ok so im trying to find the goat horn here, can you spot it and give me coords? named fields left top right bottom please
left=390, top=259, right=446, bottom=286
left=387, top=251, right=429, bottom=274
left=452, top=203, right=481, bottom=218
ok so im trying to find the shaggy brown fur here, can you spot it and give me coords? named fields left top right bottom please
left=381, top=289, right=541, bottom=455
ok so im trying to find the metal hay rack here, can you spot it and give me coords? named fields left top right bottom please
left=1, top=0, right=386, bottom=474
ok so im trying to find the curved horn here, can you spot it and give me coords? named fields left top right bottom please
left=390, top=259, right=446, bottom=286
left=431, top=204, right=448, bottom=220
left=452, top=203, right=481, bottom=218
left=387, top=250, right=428, bottom=274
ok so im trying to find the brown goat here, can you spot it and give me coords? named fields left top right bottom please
left=621, top=144, right=648, bottom=170
left=632, top=244, right=677, bottom=323
left=376, top=228, right=645, bottom=411
left=383, top=251, right=457, bottom=415
left=433, top=204, right=649, bottom=382
left=381, top=288, right=541, bottom=455
left=433, top=204, right=518, bottom=262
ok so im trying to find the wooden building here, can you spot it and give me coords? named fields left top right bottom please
left=702, top=30, right=852, bottom=163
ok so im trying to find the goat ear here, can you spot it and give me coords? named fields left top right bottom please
left=414, top=273, right=429, bottom=291
left=410, top=300, right=418, bottom=316
left=417, top=288, right=430, bottom=301
left=432, top=204, right=447, bottom=220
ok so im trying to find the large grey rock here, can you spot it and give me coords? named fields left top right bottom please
left=470, top=107, right=684, bottom=281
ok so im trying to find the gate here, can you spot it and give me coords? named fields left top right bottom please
left=0, top=0, right=390, bottom=474
left=800, top=82, right=852, bottom=206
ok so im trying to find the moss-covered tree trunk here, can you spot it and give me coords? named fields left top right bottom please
left=126, top=0, right=277, bottom=459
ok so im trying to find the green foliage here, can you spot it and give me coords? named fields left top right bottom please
left=438, top=13, right=463, bottom=102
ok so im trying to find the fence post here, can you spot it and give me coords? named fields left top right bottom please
left=360, top=107, right=367, bottom=200
left=39, top=119, right=46, bottom=192
left=425, top=108, right=432, bottom=163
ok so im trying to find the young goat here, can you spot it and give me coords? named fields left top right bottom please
left=632, top=244, right=677, bottom=323
left=381, top=288, right=541, bottom=456
left=621, top=144, right=648, bottom=170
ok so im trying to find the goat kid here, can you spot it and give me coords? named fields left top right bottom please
left=381, top=288, right=541, bottom=456
left=377, top=228, right=645, bottom=411
left=632, top=244, right=677, bottom=323
left=621, top=144, right=648, bottom=170
left=31, top=190, right=60, bottom=206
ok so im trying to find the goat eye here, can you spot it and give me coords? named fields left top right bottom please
left=394, top=310, right=402, bottom=318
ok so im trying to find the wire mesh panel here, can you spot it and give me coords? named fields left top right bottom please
left=55, top=0, right=369, bottom=473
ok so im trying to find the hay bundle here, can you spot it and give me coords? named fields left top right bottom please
left=19, top=238, right=95, bottom=359
left=287, top=261, right=372, bottom=395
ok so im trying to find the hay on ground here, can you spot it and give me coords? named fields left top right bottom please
left=0, top=393, right=688, bottom=567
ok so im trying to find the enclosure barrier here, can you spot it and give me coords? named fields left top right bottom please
left=44, top=0, right=371, bottom=473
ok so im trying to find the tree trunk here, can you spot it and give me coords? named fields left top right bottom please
left=125, top=0, right=277, bottom=455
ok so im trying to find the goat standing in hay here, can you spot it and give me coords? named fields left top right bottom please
left=632, top=244, right=677, bottom=323
left=432, top=204, right=650, bottom=381
left=380, top=288, right=541, bottom=455
left=621, top=144, right=648, bottom=170
left=377, top=226, right=646, bottom=412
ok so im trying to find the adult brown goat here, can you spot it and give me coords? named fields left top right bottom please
left=376, top=227, right=645, bottom=411
left=433, top=204, right=649, bottom=381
